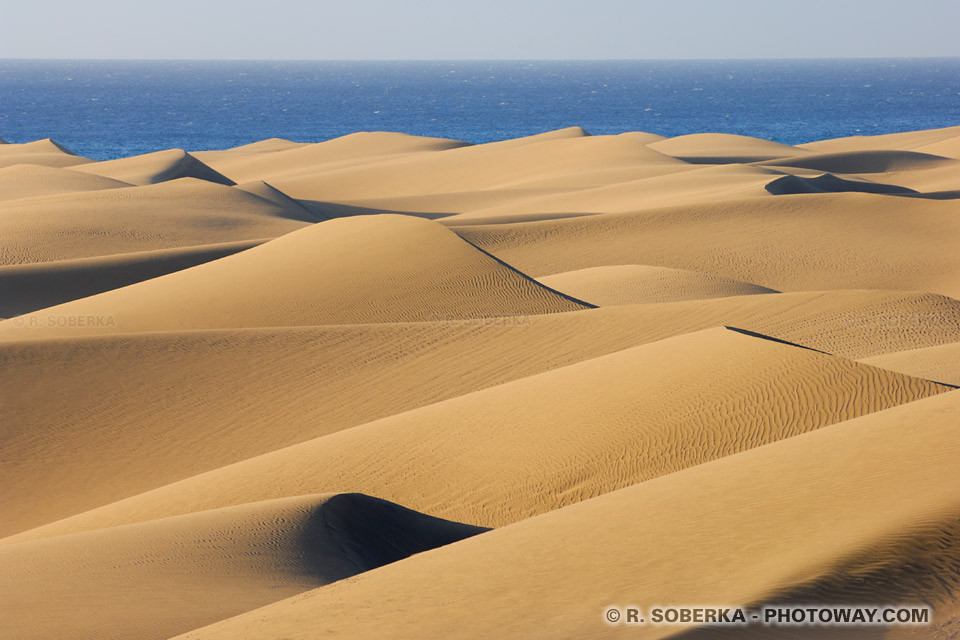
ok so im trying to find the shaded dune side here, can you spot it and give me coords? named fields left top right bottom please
left=538, top=265, right=778, bottom=305
left=0, top=494, right=486, bottom=640
left=172, top=390, right=960, bottom=640
left=764, top=172, right=918, bottom=195
left=0, top=164, right=132, bottom=201
left=71, top=148, right=237, bottom=186
left=0, top=239, right=267, bottom=318
left=4, top=290, right=959, bottom=539
left=10, top=327, right=948, bottom=542
left=0, top=214, right=590, bottom=340
left=755, top=149, right=955, bottom=173
left=233, top=180, right=324, bottom=222
left=0, top=178, right=308, bottom=266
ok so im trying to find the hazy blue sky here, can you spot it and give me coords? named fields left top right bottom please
left=2, top=0, right=958, bottom=60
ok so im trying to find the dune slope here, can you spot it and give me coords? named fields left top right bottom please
left=0, top=493, right=486, bottom=640
left=7, top=327, right=947, bottom=543
left=0, top=164, right=131, bottom=201
left=5, top=289, right=960, bottom=539
left=71, top=148, right=236, bottom=186
left=0, top=214, right=589, bottom=340
left=173, top=389, right=960, bottom=640
left=538, top=265, right=778, bottom=305
left=0, top=178, right=308, bottom=266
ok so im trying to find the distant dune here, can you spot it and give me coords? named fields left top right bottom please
left=71, top=148, right=237, bottom=186
left=0, top=138, right=93, bottom=169
left=538, top=265, right=779, bottom=305
left=2, top=125, right=959, bottom=639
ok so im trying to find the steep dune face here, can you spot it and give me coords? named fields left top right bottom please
left=172, top=390, right=960, bottom=640
left=0, top=214, right=588, bottom=340
left=0, top=494, right=486, bottom=640
left=71, top=148, right=237, bottom=185
left=232, top=180, right=322, bottom=222
left=538, top=265, right=779, bottom=305
left=6, top=328, right=946, bottom=543
left=0, top=178, right=308, bottom=266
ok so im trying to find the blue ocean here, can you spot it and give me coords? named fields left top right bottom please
left=1, top=59, right=958, bottom=161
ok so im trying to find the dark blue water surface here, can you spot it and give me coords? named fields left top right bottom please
left=1, top=59, right=958, bottom=160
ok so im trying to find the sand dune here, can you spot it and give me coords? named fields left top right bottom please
left=539, top=265, right=778, bottom=305
left=0, top=214, right=588, bottom=340
left=647, top=132, right=811, bottom=163
left=442, top=163, right=815, bottom=224
left=233, top=180, right=323, bottom=222
left=5, top=125, right=960, bottom=638
left=0, top=164, right=131, bottom=201
left=197, top=131, right=470, bottom=184
left=860, top=341, right=960, bottom=386
left=798, top=124, right=960, bottom=153
left=71, top=148, right=236, bottom=185
left=914, top=133, right=960, bottom=159
left=0, top=239, right=266, bottom=318
left=0, top=178, right=308, bottom=266
left=456, top=192, right=960, bottom=298
left=5, top=288, right=959, bottom=540
left=0, top=493, right=485, bottom=640
left=264, top=133, right=689, bottom=202
left=7, top=327, right=946, bottom=544
left=756, top=148, right=955, bottom=174
left=763, top=172, right=917, bottom=195
left=0, top=137, right=92, bottom=169
left=173, top=389, right=960, bottom=640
